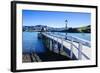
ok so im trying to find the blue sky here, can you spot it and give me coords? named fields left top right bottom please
left=22, top=10, right=91, bottom=28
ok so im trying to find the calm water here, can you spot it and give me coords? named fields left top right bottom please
left=23, top=32, right=90, bottom=53
left=23, top=32, right=46, bottom=53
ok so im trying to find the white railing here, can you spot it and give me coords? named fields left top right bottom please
left=41, top=32, right=90, bottom=60
left=47, top=32, right=91, bottom=47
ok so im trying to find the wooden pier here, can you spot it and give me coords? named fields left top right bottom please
left=40, top=32, right=90, bottom=60
left=23, top=32, right=91, bottom=62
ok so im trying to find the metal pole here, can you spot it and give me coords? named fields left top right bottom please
left=65, top=20, right=68, bottom=39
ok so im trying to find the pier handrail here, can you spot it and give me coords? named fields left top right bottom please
left=65, top=40, right=90, bottom=59
left=41, top=32, right=90, bottom=60
left=47, top=32, right=91, bottom=47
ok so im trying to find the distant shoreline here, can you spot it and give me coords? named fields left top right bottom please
left=23, top=25, right=91, bottom=33
left=23, top=31, right=90, bottom=33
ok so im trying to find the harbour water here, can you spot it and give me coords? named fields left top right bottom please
left=23, top=32, right=46, bottom=53
left=23, top=32, right=90, bottom=53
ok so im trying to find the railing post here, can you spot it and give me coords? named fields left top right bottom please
left=52, top=39, right=55, bottom=52
left=78, top=42, right=82, bottom=60
left=70, top=36, right=73, bottom=59
left=57, top=37, right=60, bottom=54
left=60, top=38, right=64, bottom=53
left=54, top=38, right=59, bottom=53
left=50, top=39, right=52, bottom=51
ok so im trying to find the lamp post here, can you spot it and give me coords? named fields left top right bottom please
left=65, top=20, right=68, bottom=39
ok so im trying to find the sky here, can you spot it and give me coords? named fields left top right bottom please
left=22, top=10, right=91, bottom=28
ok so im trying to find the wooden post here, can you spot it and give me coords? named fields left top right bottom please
left=70, top=36, right=73, bottom=59
left=56, top=38, right=59, bottom=54
left=60, top=38, right=64, bottom=53
left=78, top=42, right=82, bottom=60
left=50, top=40, right=52, bottom=51
left=52, top=39, right=55, bottom=52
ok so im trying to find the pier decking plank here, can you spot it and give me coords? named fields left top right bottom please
left=36, top=51, right=71, bottom=62
left=23, top=50, right=72, bottom=63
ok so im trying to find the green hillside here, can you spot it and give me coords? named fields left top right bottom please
left=64, top=25, right=91, bottom=33
left=76, top=25, right=91, bottom=33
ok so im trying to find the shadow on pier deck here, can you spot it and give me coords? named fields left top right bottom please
left=36, top=51, right=71, bottom=62
left=22, top=50, right=73, bottom=63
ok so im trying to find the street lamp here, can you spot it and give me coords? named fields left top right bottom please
left=65, top=20, right=68, bottom=39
